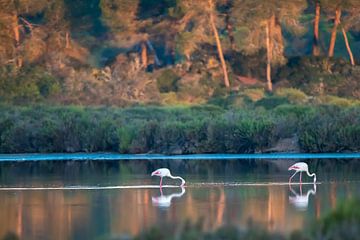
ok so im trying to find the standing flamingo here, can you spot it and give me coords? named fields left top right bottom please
left=151, top=168, right=186, bottom=188
left=288, top=162, right=317, bottom=184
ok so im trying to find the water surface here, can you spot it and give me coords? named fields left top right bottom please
left=0, top=157, right=359, bottom=240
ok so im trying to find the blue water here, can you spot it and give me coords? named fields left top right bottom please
left=0, top=152, right=360, bottom=161
left=0, top=156, right=359, bottom=239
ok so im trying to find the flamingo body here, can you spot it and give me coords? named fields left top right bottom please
left=288, top=162, right=316, bottom=184
left=151, top=168, right=185, bottom=187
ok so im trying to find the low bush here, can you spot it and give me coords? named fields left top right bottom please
left=255, top=96, right=289, bottom=109
left=0, top=105, right=359, bottom=153
left=320, top=95, right=354, bottom=107
left=0, top=66, right=60, bottom=104
left=298, top=106, right=360, bottom=152
left=275, top=88, right=308, bottom=104
left=156, top=69, right=180, bottom=93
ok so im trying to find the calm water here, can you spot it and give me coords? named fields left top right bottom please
left=0, top=157, right=359, bottom=240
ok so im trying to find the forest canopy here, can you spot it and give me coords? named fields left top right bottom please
left=0, top=0, right=360, bottom=106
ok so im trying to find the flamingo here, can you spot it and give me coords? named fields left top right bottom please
left=151, top=168, right=186, bottom=188
left=288, top=162, right=317, bottom=184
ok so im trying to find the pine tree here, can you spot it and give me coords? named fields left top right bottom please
left=313, top=0, right=321, bottom=56
left=0, top=0, right=48, bottom=67
left=322, top=0, right=359, bottom=65
left=231, top=0, right=306, bottom=92
left=175, top=0, right=230, bottom=88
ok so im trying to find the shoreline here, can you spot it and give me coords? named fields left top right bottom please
left=0, top=152, right=360, bottom=162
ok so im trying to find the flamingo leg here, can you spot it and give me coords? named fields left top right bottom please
left=289, top=171, right=298, bottom=184
left=159, top=177, right=163, bottom=188
left=300, top=171, right=302, bottom=184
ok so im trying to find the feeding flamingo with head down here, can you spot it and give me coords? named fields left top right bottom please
left=288, top=162, right=316, bottom=184
left=151, top=168, right=185, bottom=188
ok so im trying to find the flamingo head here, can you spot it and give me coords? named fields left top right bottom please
left=151, top=170, right=161, bottom=177
left=288, top=165, right=300, bottom=171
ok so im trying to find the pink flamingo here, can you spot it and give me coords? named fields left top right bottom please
left=288, top=162, right=317, bottom=184
left=151, top=168, right=186, bottom=188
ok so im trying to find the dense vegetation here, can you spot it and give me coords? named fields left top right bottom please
left=134, top=199, right=360, bottom=240
left=0, top=0, right=360, bottom=105
left=0, top=104, right=359, bottom=154
left=1, top=1, right=360, bottom=154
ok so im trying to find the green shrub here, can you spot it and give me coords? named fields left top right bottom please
left=298, top=107, right=360, bottom=152
left=255, top=96, right=289, bottom=109
left=156, top=69, right=180, bottom=93
left=0, top=66, right=60, bottom=104
left=0, top=105, right=359, bottom=154
left=275, top=88, right=308, bottom=104
left=243, top=88, right=265, bottom=102
left=320, top=95, right=354, bottom=107
left=274, top=105, right=314, bottom=118
left=118, top=127, right=136, bottom=153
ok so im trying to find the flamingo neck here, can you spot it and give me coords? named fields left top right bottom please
left=306, top=170, right=317, bottom=183
left=169, top=174, right=186, bottom=186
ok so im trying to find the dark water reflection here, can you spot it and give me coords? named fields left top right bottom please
left=0, top=158, right=359, bottom=240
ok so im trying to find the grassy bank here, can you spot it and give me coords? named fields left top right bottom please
left=0, top=104, right=359, bottom=154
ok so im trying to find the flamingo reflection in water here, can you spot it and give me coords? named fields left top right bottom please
left=152, top=187, right=186, bottom=208
left=289, top=183, right=317, bottom=210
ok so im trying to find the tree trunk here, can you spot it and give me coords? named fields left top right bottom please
left=312, top=1, right=321, bottom=56
left=328, top=8, right=341, bottom=57
left=12, top=14, right=22, bottom=67
left=13, top=15, right=20, bottom=45
left=209, top=0, right=230, bottom=88
left=341, top=27, right=355, bottom=66
left=141, top=41, right=147, bottom=68
left=65, top=32, right=70, bottom=49
left=265, top=15, right=274, bottom=92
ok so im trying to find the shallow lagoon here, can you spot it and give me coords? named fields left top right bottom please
left=0, top=155, right=359, bottom=240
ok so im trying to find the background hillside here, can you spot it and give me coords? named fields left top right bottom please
left=0, top=0, right=360, bottom=106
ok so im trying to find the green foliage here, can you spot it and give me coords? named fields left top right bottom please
left=275, top=88, right=308, bottom=104
left=0, top=66, right=60, bottom=104
left=255, top=96, right=290, bottom=109
left=0, top=105, right=359, bottom=154
left=206, top=119, right=275, bottom=153
left=118, top=127, right=135, bottom=153
left=298, top=106, right=360, bottom=152
left=242, top=88, right=266, bottom=102
left=278, top=57, right=360, bottom=98
left=314, top=199, right=360, bottom=240
left=320, top=95, right=355, bottom=107
left=156, top=69, right=180, bottom=93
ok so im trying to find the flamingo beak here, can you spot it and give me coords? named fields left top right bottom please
left=151, top=171, right=159, bottom=176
